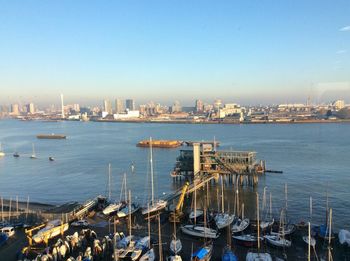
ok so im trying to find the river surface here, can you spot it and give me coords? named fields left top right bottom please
left=0, top=119, right=349, bottom=232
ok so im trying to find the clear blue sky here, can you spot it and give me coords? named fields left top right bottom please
left=1, top=0, right=349, bottom=106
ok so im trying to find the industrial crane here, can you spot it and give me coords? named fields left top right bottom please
left=169, top=181, right=189, bottom=222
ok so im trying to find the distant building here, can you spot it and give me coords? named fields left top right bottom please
left=125, top=99, right=135, bottom=111
left=219, top=103, right=243, bottom=121
left=27, top=103, right=35, bottom=114
left=171, top=100, right=182, bottom=113
left=114, top=110, right=140, bottom=119
left=73, top=104, right=80, bottom=112
left=213, top=99, right=222, bottom=111
left=103, top=100, right=113, bottom=115
left=11, top=104, right=19, bottom=116
left=115, top=98, right=124, bottom=113
left=332, top=100, right=345, bottom=110
left=195, top=99, right=204, bottom=113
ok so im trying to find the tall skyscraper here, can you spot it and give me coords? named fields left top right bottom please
left=125, top=99, right=135, bottom=111
left=195, top=99, right=204, bottom=112
left=61, top=94, right=65, bottom=118
left=171, top=100, right=182, bottom=113
left=213, top=99, right=222, bottom=111
left=27, top=103, right=35, bottom=114
left=103, top=100, right=113, bottom=114
left=115, top=98, right=124, bottom=113
left=11, top=104, right=19, bottom=115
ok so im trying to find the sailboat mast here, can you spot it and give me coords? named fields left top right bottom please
left=285, top=183, right=288, bottom=210
left=256, top=192, right=260, bottom=250
left=194, top=179, right=197, bottom=225
left=221, top=176, right=224, bottom=213
left=158, top=214, right=163, bottom=261
left=128, top=190, right=132, bottom=237
left=124, top=173, right=127, bottom=202
left=147, top=203, right=151, bottom=249
left=328, top=208, right=332, bottom=261
left=108, top=163, right=112, bottom=201
left=269, top=192, right=272, bottom=220
left=150, top=137, right=154, bottom=205
left=308, top=222, right=311, bottom=261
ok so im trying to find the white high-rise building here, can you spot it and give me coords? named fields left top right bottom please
left=115, top=98, right=124, bottom=113
left=61, top=94, right=65, bottom=118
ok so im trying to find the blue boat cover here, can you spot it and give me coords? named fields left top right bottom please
left=0, top=233, right=8, bottom=246
left=222, top=250, right=238, bottom=261
left=192, top=248, right=209, bottom=259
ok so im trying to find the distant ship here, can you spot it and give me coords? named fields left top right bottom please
left=37, top=134, right=66, bottom=139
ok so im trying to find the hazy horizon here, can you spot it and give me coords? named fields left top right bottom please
left=1, top=1, right=350, bottom=105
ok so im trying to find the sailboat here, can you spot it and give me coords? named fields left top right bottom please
left=214, top=176, right=234, bottom=229
left=140, top=203, right=156, bottom=261
left=182, top=196, right=219, bottom=239
left=142, top=138, right=167, bottom=216
left=260, top=189, right=274, bottom=230
left=119, top=191, right=143, bottom=260
left=246, top=192, right=272, bottom=261
left=302, top=196, right=316, bottom=248
left=232, top=194, right=250, bottom=234
left=102, top=166, right=126, bottom=216
left=116, top=174, right=139, bottom=218
left=30, top=143, right=37, bottom=159
left=339, top=229, right=350, bottom=246
left=0, top=143, right=5, bottom=157
left=170, top=216, right=182, bottom=255
left=189, top=177, right=203, bottom=221
left=264, top=208, right=292, bottom=248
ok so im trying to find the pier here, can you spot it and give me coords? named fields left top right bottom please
left=171, top=143, right=265, bottom=186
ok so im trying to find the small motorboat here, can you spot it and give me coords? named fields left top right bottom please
left=338, top=229, right=350, bottom=246
left=232, top=217, right=250, bottom=233
left=232, top=234, right=262, bottom=247
left=191, top=242, right=213, bottom=261
left=246, top=252, right=272, bottom=261
left=302, top=235, right=316, bottom=247
left=264, top=234, right=292, bottom=248
left=49, top=157, right=55, bottom=161
left=181, top=225, right=219, bottom=239
left=13, top=152, right=20, bottom=158
left=214, top=213, right=235, bottom=229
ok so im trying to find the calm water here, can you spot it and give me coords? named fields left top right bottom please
left=0, top=119, right=349, bottom=232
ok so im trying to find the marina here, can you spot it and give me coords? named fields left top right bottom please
left=0, top=120, right=350, bottom=260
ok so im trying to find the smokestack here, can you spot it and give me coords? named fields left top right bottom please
left=60, top=94, right=65, bottom=118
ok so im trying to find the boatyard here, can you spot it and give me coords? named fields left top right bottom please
left=0, top=138, right=349, bottom=260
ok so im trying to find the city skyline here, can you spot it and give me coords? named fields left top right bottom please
left=1, top=1, right=350, bottom=104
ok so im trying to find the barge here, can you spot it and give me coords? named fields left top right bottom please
left=137, top=140, right=182, bottom=148
left=36, top=134, right=66, bottom=139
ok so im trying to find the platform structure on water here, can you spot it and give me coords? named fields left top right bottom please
left=171, top=143, right=264, bottom=186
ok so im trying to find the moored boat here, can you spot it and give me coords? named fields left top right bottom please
left=246, top=252, right=272, bottom=261
left=32, top=220, right=69, bottom=244
left=181, top=225, right=219, bottom=239
left=232, top=217, right=250, bottom=233
left=339, top=229, right=350, bottom=246
left=232, top=234, right=261, bottom=247
left=191, top=242, right=213, bottom=261
left=215, top=213, right=235, bottom=229
left=264, top=234, right=292, bottom=248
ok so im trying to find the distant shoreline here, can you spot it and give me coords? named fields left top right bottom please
left=92, top=118, right=350, bottom=124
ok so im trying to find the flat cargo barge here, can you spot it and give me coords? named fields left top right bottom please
left=137, top=139, right=182, bottom=148
left=36, top=134, right=66, bottom=139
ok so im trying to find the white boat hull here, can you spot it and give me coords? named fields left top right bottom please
left=142, top=200, right=167, bottom=215
left=181, top=225, right=219, bottom=239
left=246, top=252, right=272, bottom=261
left=214, top=213, right=235, bottom=229
left=232, top=218, right=250, bottom=233
left=264, top=235, right=291, bottom=248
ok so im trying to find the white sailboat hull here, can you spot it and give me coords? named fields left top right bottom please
left=103, top=202, right=124, bottom=215
left=139, top=248, right=155, bottom=261
left=170, top=238, right=182, bottom=254
left=181, top=225, right=219, bottom=239
left=214, top=213, right=235, bottom=229
left=246, top=252, right=272, bottom=261
left=264, top=234, right=291, bottom=248
left=142, top=200, right=167, bottom=215
left=33, top=222, right=69, bottom=244
left=339, top=229, right=350, bottom=246
left=232, top=218, right=250, bottom=233
left=302, top=235, right=316, bottom=247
